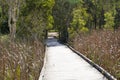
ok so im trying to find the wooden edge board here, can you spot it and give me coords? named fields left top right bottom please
left=66, top=44, right=117, bottom=80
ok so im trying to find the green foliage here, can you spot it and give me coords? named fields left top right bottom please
left=104, top=12, right=114, bottom=30
left=67, top=0, right=83, bottom=4
left=71, top=5, right=90, bottom=33
left=42, top=0, right=55, bottom=9
left=0, top=0, right=120, bottom=79
left=46, top=15, right=54, bottom=30
left=68, top=27, right=75, bottom=39
left=17, top=0, right=55, bottom=39
left=16, top=65, right=21, bottom=80
left=80, top=27, right=89, bottom=32
left=53, top=0, right=73, bottom=42
left=5, top=69, right=12, bottom=80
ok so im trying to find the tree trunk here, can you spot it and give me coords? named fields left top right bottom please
left=45, top=30, right=48, bottom=39
left=8, top=0, right=19, bottom=42
left=94, top=14, right=97, bottom=29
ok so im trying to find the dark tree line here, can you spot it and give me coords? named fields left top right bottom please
left=0, top=0, right=120, bottom=42
left=0, top=0, right=54, bottom=41
left=52, top=0, right=120, bottom=42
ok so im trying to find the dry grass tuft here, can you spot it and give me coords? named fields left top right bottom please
left=72, top=30, right=120, bottom=79
left=0, top=38, right=45, bottom=80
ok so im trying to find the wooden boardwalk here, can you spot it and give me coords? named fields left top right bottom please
left=39, top=37, right=107, bottom=80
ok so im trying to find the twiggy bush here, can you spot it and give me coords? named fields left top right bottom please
left=72, top=30, right=120, bottom=79
left=0, top=39, right=45, bottom=80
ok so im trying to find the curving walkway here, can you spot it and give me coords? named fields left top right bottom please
left=39, top=37, right=107, bottom=80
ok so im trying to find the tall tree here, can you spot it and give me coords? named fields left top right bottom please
left=8, top=0, right=20, bottom=41
left=53, top=0, right=74, bottom=42
left=17, top=0, right=55, bottom=40
left=71, top=1, right=90, bottom=33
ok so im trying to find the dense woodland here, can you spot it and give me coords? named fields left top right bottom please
left=0, top=0, right=120, bottom=80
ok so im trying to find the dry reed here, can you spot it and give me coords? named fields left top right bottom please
left=0, top=38, right=45, bottom=80
left=72, top=30, right=120, bottom=79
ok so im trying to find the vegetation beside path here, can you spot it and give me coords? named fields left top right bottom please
left=0, top=37, right=45, bottom=80
left=71, top=30, right=120, bottom=79
left=0, top=0, right=120, bottom=80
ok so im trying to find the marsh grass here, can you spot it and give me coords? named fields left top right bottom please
left=72, top=30, right=120, bottom=79
left=0, top=38, right=45, bottom=80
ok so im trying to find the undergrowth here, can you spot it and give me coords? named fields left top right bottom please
left=0, top=38, right=45, bottom=80
left=72, top=30, right=120, bottom=79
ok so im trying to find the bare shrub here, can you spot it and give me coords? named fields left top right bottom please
left=0, top=39, right=45, bottom=80
left=72, top=30, right=120, bottom=79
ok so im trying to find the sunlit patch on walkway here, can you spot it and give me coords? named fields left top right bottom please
left=39, top=37, right=107, bottom=80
